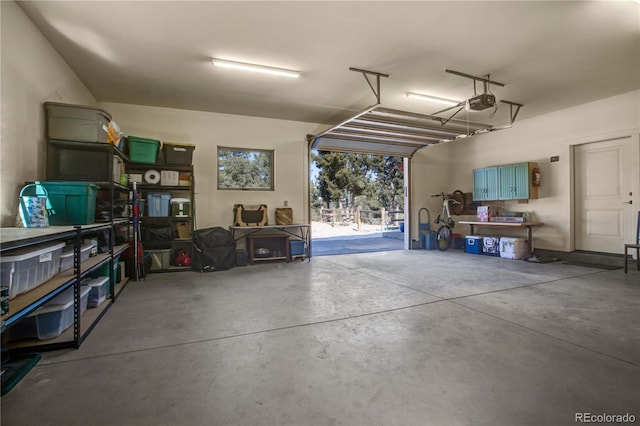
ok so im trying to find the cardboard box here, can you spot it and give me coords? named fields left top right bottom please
left=477, top=206, right=500, bottom=222
left=161, top=170, right=179, bottom=186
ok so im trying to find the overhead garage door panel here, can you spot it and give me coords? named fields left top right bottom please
left=313, top=136, right=421, bottom=157
left=310, top=105, right=493, bottom=158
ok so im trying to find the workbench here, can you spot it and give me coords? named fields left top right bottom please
left=458, top=221, right=543, bottom=256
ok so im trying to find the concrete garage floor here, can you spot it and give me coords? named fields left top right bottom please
left=2, top=250, right=639, bottom=426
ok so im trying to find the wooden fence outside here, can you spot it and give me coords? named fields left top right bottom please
left=319, top=207, right=404, bottom=231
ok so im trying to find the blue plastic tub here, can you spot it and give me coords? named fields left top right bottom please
left=147, top=193, right=171, bottom=217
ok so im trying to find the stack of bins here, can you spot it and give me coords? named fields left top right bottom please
left=44, top=102, right=116, bottom=226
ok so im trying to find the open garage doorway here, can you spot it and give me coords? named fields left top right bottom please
left=309, top=150, right=409, bottom=256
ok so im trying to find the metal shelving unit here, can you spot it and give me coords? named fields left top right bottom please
left=1, top=223, right=129, bottom=352
left=126, top=162, right=196, bottom=272
left=0, top=113, right=134, bottom=353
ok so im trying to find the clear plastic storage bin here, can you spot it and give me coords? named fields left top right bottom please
left=82, top=276, right=109, bottom=308
left=5, top=286, right=91, bottom=341
left=0, top=242, right=65, bottom=299
left=59, top=242, right=93, bottom=273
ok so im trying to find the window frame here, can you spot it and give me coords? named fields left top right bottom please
left=217, top=146, right=275, bottom=191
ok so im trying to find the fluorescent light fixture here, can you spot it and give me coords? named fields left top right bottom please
left=211, top=58, right=300, bottom=78
left=406, top=92, right=459, bottom=106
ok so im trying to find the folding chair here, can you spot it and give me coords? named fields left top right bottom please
left=624, top=211, right=640, bottom=273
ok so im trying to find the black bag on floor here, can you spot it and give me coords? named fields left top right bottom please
left=192, top=227, right=236, bottom=272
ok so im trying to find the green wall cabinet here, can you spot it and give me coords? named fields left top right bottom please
left=498, top=163, right=531, bottom=200
left=473, top=166, right=498, bottom=201
left=474, top=162, right=538, bottom=201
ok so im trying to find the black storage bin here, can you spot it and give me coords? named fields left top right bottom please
left=163, top=143, right=195, bottom=165
left=47, top=140, right=112, bottom=181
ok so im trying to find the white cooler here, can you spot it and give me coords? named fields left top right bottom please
left=500, top=237, right=527, bottom=260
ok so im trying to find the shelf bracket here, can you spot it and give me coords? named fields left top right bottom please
left=349, top=67, right=389, bottom=104
left=500, top=100, right=524, bottom=125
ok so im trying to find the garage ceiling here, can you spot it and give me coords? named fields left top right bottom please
left=15, top=1, right=640, bottom=156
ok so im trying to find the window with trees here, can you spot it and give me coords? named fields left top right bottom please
left=217, top=147, right=274, bottom=191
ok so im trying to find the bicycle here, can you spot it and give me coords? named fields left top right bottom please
left=431, top=192, right=461, bottom=251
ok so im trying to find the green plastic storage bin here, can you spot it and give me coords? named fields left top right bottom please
left=39, top=182, right=99, bottom=225
left=128, top=136, right=160, bottom=164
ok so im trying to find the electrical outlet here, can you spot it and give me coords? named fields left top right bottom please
left=550, top=156, right=559, bottom=162
left=284, top=200, right=288, bottom=207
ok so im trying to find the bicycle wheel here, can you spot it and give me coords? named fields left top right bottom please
left=451, top=190, right=465, bottom=216
left=436, top=225, right=453, bottom=251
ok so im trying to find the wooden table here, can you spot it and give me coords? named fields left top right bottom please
left=458, top=221, right=544, bottom=256
left=229, top=224, right=311, bottom=261
left=246, top=234, right=290, bottom=264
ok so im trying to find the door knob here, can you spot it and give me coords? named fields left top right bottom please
left=623, top=200, right=633, bottom=204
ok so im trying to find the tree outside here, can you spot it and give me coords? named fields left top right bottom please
left=311, top=150, right=404, bottom=228
left=218, top=147, right=273, bottom=190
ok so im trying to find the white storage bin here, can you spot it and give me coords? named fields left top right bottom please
left=82, top=276, right=109, bottom=308
left=6, top=286, right=90, bottom=341
left=0, top=242, right=65, bottom=299
left=500, top=237, right=528, bottom=260
left=59, top=242, right=93, bottom=273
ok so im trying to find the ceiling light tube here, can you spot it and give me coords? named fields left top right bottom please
left=211, top=58, right=300, bottom=78
left=406, top=92, right=459, bottom=106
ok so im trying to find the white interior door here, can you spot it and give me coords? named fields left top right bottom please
left=574, top=136, right=635, bottom=253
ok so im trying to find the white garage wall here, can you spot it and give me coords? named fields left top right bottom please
left=411, top=90, right=640, bottom=252
left=0, top=0, right=98, bottom=226
left=408, top=142, right=452, bottom=246
left=100, top=102, right=318, bottom=230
